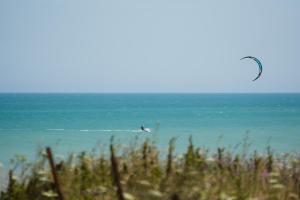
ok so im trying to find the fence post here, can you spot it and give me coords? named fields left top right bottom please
left=46, top=147, right=64, bottom=200
left=110, top=143, right=125, bottom=200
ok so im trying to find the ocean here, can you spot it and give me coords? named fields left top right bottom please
left=0, top=93, right=300, bottom=169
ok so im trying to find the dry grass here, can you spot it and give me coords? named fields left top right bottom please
left=1, top=136, right=300, bottom=200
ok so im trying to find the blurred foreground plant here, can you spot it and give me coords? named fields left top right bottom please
left=0, top=137, right=300, bottom=200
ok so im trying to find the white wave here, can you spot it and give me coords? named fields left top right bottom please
left=0, top=128, right=30, bottom=131
left=0, top=128, right=144, bottom=133
left=80, top=129, right=140, bottom=133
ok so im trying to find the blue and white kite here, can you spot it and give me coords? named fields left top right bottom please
left=240, top=56, right=263, bottom=81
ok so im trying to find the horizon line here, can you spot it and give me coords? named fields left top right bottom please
left=0, top=92, right=300, bottom=94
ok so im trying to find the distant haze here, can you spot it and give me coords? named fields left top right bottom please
left=0, top=1, right=299, bottom=93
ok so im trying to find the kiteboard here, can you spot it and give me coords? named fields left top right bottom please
left=142, top=128, right=151, bottom=133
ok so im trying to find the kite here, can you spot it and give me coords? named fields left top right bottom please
left=240, top=56, right=263, bottom=81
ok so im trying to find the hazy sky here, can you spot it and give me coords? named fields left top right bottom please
left=0, top=0, right=299, bottom=93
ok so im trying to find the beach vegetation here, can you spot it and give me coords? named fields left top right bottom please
left=0, top=137, right=299, bottom=200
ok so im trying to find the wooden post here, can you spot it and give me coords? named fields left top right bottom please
left=110, top=144, right=125, bottom=200
left=166, top=138, right=175, bottom=176
left=7, top=170, right=14, bottom=196
left=46, top=147, right=64, bottom=200
left=171, top=193, right=180, bottom=200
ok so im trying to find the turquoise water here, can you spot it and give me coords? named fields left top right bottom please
left=0, top=93, right=300, bottom=168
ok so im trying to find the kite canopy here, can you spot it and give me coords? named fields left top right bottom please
left=240, top=56, right=263, bottom=81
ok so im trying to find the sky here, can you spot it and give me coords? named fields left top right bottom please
left=0, top=0, right=299, bottom=93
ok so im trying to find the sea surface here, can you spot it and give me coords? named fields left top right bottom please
left=0, top=93, right=300, bottom=169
